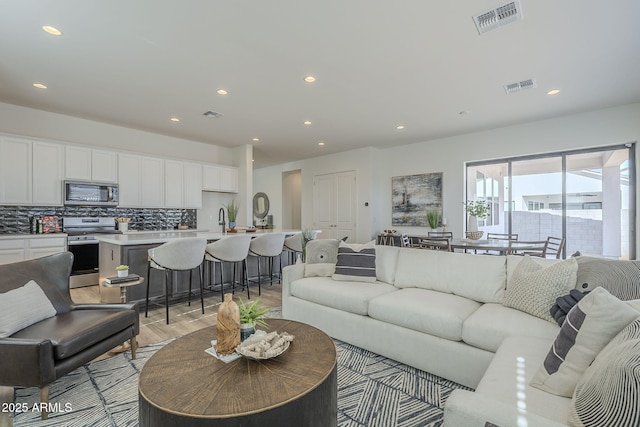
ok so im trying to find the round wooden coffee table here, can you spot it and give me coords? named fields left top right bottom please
left=138, top=318, right=337, bottom=427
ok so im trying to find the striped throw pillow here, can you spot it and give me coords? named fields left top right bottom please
left=332, top=240, right=376, bottom=283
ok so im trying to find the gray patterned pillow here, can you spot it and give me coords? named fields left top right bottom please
left=503, top=255, right=578, bottom=323
left=568, top=318, right=640, bottom=426
left=575, top=256, right=640, bottom=300
left=304, top=239, right=339, bottom=277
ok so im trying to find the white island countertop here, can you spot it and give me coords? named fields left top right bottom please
left=95, top=229, right=300, bottom=245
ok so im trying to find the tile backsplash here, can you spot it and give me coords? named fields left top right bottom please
left=0, top=206, right=196, bottom=234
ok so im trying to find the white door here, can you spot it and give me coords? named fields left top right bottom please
left=314, top=171, right=356, bottom=241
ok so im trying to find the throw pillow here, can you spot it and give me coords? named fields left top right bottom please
left=575, top=256, right=640, bottom=300
left=0, top=280, right=57, bottom=338
left=530, top=287, right=639, bottom=397
left=550, top=289, right=587, bottom=326
left=568, top=318, right=640, bottom=427
left=503, top=255, right=578, bottom=323
left=332, top=240, right=376, bottom=283
left=304, top=239, right=339, bottom=277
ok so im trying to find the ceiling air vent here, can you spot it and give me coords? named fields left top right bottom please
left=504, top=78, right=537, bottom=94
left=203, top=110, right=223, bottom=118
left=473, top=0, right=522, bottom=35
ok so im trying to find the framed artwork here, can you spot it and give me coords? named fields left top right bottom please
left=392, top=172, right=443, bottom=226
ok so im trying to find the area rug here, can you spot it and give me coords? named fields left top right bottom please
left=12, top=338, right=468, bottom=427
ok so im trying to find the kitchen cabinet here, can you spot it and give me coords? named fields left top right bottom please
left=0, top=137, right=64, bottom=205
left=118, top=154, right=164, bottom=207
left=202, top=165, right=238, bottom=193
left=65, top=146, right=117, bottom=182
left=0, top=237, right=67, bottom=266
left=165, top=160, right=202, bottom=208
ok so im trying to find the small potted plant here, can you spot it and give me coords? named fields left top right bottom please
left=238, top=298, right=270, bottom=341
left=116, top=264, right=129, bottom=278
left=226, top=200, right=239, bottom=230
left=426, top=209, right=439, bottom=230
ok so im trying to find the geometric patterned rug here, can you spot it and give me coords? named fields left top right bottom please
left=12, top=339, right=469, bottom=427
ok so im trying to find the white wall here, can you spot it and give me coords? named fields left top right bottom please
left=255, top=103, right=640, bottom=251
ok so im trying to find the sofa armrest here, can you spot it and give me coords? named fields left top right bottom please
left=282, top=263, right=305, bottom=297
left=0, top=338, right=56, bottom=387
left=444, top=390, right=567, bottom=427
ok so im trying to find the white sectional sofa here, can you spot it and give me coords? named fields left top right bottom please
left=281, top=244, right=640, bottom=427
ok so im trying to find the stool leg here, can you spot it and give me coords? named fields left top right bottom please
left=256, top=256, right=262, bottom=297
left=165, top=270, right=170, bottom=324
left=244, top=259, right=250, bottom=299
left=145, top=262, right=151, bottom=317
left=188, top=267, right=193, bottom=306
left=198, top=264, right=204, bottom=314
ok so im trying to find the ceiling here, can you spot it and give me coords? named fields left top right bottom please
left=1, top=1, right=639, bottom=168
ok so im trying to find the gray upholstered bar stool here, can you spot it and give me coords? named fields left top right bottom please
left=248, top=233, right=286, bottom=295
left=282, top=233, right=303, bottom=264
left=204, top=235, right=252, bottom=301
left=146, top=237, right=207, bottom=324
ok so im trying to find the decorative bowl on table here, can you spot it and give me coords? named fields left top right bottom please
left=383, top=229, right=397, bottom=235
left=465, top=231, right=484, bottom=240
left=235, top=330, right=294, bottom=360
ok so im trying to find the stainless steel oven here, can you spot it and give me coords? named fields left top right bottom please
left=63, top=217, right=119, bottom=288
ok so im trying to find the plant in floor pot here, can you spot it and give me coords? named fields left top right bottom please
left=238, top=298, right=270, bottom=341
left=226, top=200, right=239, bottom=230
left=116, top=264, right=129, bottom=277
left=464, top=200, right=490, bottom=239
left=426, top=209, right=440, bottom=230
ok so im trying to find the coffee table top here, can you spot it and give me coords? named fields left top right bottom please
left=138, top=318, right=337, bottom=418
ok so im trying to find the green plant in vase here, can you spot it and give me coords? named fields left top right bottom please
left=426, top=209, right=440, bottom=230
left=464, top=200, right=490, bottom=237
left=226, top=200, right=239, bottom=229
left=238, top=298, right=270, bottom=341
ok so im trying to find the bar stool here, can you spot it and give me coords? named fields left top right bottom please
left=205, top=235, right=252, bottom=301
left=248, top=233, right=286, bottom=295
left=146, top=237, right=207, bottom=324
left=282, top=233, right=303, bottom=264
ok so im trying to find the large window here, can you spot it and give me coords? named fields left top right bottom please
left=466, top=144, right=635, bottom=259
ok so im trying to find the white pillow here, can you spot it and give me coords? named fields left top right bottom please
left=503, top=255, right=578, bottom=323
left=530, top=287, right=640, bottom=397
left=0, top=280, right=57, bottom=338
left=332, top=240, right=376, bottom=283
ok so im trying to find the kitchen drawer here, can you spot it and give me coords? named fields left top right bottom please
left=29, top=237, right=67, bottom=248
left=0, top=239, right=25, bottom=250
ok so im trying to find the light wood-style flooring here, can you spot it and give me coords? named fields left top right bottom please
left=0, top=281, right=282, bottom=427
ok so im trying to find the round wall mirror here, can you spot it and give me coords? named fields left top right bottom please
left=253, top=192, right=270, bottom=219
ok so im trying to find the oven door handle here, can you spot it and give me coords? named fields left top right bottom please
left=68, top=240, right=99, bottom=246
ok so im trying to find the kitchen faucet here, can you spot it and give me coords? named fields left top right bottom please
left=218, top=207, right=226, bottom=233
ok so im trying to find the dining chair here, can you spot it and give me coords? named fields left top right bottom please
left=146, top=237, right=207, bottom=324
left=419, top=237, right=452, bottom=252
left=401, top=233, right=422, bottom=248
left=427, top=231, right=453, bottom=239
left=486, top=233, right=518, bottom=241
left=545, top=236, right=566, bottom=259
left=508, top=240, right=548, bottom=257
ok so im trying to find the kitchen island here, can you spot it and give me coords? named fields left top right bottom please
left=96, top=229, right=300, bottom=303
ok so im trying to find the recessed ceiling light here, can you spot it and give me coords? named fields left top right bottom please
left=42, top=26, right=62, bottom=36
left=318, top=141, right=325, bottom=146
left=396, top=125, right=405, bottom=130
left=217, top=89, right=228, bottom=95
left=547, top=89, right=560, bottom=96
left=252, top=138, right=260, bottom=142
left=170, top=117, right=180, bottom=122
left=304, top=121, right=312, bottom=125
left=304, top=76, right=316, bottom=83
left=33, top=83, right=47, bottom=89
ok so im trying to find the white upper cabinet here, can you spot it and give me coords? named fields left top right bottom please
left=0, top=137, right=64, bottom=205
left=165, top=160, right=202, bottom=208
left=183, top=162, right=203, bottom=208
left=164, top=160, right=184, bottom=208
left=141, top=157, right=164, bottom=207
left=202, top=165, right=238, bottom=193
left=118, top=154, right=164, bottom=207
left=65, top=146, right=117, bottom=182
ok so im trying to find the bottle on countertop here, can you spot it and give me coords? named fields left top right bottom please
left=37, top=217, right=43, bottom=234
left=30, top=216, right=37, bottom=234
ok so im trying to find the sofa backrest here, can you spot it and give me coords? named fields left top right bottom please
left=393, top=248, right=507, bottom=303
left=375, top=245, right=401, bottom=284
left=0, top=252, right=74, bottom=314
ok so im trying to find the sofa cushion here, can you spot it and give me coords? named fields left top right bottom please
left=304, top=239, right=339, bottom=277
left=530, top=287, right=640, bottom=398
left=374, top=245, right=400, bottom=284
left=0, top=280, right=57, bottom=338
left=332, top=240, right=377, bottom=283
left=10, top=309, right=137, bottom=359
left=394, top=249, right=506, bottom=303
left=290, top=276, right=396, bottom=315
left=368, top=288, right=481, bottom=341
left=462, top=303, right=559, bottom=352
left=476, top=335, right=572, bottom=425
left=568, top=318, right=640, bottom=427
left=575, top=256, right=640, bottom=299
left=503, top=255, right=578, bottom=323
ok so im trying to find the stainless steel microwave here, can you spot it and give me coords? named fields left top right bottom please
left=64, top=180, right=119, bottom=206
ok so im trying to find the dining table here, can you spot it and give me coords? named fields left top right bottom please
left=449, top=238, right=543, bottom=255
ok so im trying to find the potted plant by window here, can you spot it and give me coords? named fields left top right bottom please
left=426, top=209, right=440, bottom=230
left=238, top=298, right=270, bottom=341
left=116, top=264, right=129, bottom=278
left=464, top=200, right=490, bottom=239
left=226, top=200, right=239, bottom=230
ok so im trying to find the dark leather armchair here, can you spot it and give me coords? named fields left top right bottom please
left=0, top=252, right=139, bottom=419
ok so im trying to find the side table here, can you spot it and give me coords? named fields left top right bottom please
left=102, top=277, right=144, bottom=355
